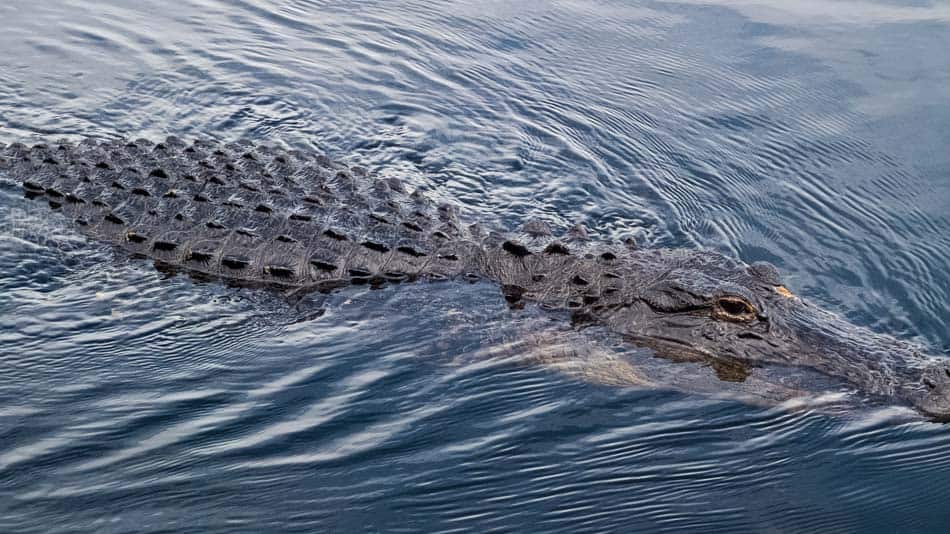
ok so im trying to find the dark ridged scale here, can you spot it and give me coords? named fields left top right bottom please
left=2, top=137, right=621, bottom=302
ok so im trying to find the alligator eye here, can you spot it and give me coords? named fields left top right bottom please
left=713, top=296, right=757, bottom=322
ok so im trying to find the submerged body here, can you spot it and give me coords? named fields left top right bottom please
left=2, top=136, right=948, bottom=419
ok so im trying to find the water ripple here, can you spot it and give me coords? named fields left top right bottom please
left=1, top=0, right=949, bottom=532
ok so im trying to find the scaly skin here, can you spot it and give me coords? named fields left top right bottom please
left=3, top=136, right=948, bottom=419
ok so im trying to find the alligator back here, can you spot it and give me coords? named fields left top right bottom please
left=1, top=137, right=479, bottom=290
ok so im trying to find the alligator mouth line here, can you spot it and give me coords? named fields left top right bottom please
left=624, top=334, right=719, bottom=364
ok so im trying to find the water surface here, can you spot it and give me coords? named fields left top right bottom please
left=1, top=1, right=949, bottom=531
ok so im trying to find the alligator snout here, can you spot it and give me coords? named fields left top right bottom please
left=912, top=363, right=950, bottom=421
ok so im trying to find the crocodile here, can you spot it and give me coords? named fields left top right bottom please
left=2, top=136, right=949, bottom=420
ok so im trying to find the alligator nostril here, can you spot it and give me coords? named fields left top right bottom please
left=945, top=369, right=950, bottom=379
left=924, top=378, right=937, bottom=390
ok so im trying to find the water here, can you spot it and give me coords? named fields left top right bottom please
left=1, top=0, right=949, bottom=531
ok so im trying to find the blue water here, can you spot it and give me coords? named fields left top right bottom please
left=2, top=0, right=949, bottom=531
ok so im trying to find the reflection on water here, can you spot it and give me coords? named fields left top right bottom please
left=1, top=0, right=949, bottom=531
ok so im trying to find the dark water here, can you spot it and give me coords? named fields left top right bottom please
left=2, top=0, right=949, bottom=531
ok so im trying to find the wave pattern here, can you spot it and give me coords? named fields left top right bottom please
left=1, top=0, right=949, bottom=532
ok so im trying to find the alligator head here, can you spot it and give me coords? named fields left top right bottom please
left=597, top=249, right=950, bottom=420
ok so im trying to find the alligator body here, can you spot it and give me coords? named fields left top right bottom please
left=2, top=136, right=949, bottom=419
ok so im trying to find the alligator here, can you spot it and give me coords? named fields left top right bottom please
left=2, top=136, right=949, bottom=420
